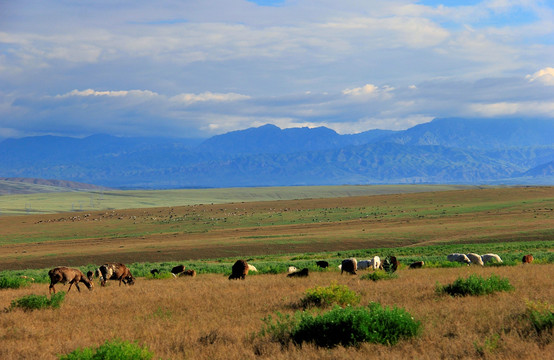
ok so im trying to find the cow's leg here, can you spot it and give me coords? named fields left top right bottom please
left=49, top=283, right=55, bottom=295
left=74, top=282, right=81, bottom=292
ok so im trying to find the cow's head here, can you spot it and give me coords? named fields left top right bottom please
left=125, top=276, right=136, bottom=285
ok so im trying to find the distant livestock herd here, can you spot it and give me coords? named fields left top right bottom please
left=47, top=253, right=536, bottom=293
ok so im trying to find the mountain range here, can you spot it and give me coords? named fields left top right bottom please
left=0, top=118, right=553, bottom=189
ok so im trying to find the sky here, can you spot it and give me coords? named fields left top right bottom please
left=0, top=0, right=553, bottom=139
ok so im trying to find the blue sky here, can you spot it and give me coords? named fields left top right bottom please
left=0, top=0, right=553, bottom=139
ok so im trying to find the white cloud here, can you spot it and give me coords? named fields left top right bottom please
left=170, top=91, right=250, bottom=105
left=58, top=89, right=159, bottom=98
left=469, top=100, right=554, bottom=117
left=526, top=67, right=554, bottom=85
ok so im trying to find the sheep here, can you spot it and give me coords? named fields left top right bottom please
left=228, top=260, right=249, bottom=280
left=316, top=260, right=329, bottom=268
left=48, top=267, right=94, bottom=294
left=466, top=253, right=484, bottom=266
left=287, top=268, right=309, bottom=278
left=170, top=265, right=186, bottom=278
left=447, top=253, right=471, bottom=265
left=95, top=263, right=135, bottom=287
left=179, top=269, right=196, bottom=277
left=247, top=264, right=258, bottom=272
left=481, top=254, right=503, bottom=264
left=341, top=258, right=357, bottom=275
left=522, top=254, right=534, bottom=264
left=370, top=256, right=381, bottom=270
left=409, top=261, right=424, bottom=269
left=287, top=266, right=298, bottom=274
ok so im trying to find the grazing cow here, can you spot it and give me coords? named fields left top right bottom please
left=466, top=253, right=484, bottom=266
left=287, top=268, right=309, bottom=278
left=341, top=258, right=357, bottom=275
left=316, top=260, right=329, bottom=269
left=150, top=269, right=160, bottom=276
left=248, top=264, right=258, bottom=272
left=229, top=260, right=249, bottom=280
left=170, top=265, right=186, bottom=278
left=287, top=266, right=298, bottom=274
left=522, top=254, right=534, bottom=264
left=180, top=269, right=196, bottom=277
left=357, top=260, right=371, bottom=270
left=409, top=261, right=424, bottom=269
left=447, top=253, right=471, bottom=265
left=95, top=263, right=135, bottom=287
left=481, top=254, right=503, bottom=264
left=48, top=267, right=94, bottom=294
left=382, top=256, right=399, bottom=273
left=370, top=256, right=381, bottom=270
left=86, top=271, right=94, bottom=281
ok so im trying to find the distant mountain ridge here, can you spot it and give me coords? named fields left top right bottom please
left=0, top=118, right=552, bottom=188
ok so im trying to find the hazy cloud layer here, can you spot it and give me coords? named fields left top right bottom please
left=1, top=0, right=553, bottom=138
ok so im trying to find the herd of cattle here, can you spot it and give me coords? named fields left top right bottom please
left=46, top=253, right=535, bottom=293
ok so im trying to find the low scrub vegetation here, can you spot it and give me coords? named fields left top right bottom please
left=0, top=274, right=31, bottom=289
left=436, top=274, right=513, bottom=296
left=526, top=299, right=554, bottom=335
left=360, top=270, right=398, bottom=282
left=259, top=302, right=421, bottom=348
left=299, top=283, right=360, bottom=308
left=59, top=339, right=153, bottom=360
left=7, top=292, right=65, bottom=312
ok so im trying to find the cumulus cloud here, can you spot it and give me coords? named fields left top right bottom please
left=526, top=67, right=554, bottom=85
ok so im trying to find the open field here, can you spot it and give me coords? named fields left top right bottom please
left=0, top=186, right=552, bottom=271
left=0, top=184, right=480, bottom=215
left=0, top=264, right=552, bottom=359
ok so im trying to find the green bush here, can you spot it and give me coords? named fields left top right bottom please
left=59, top=339, right=153, bottom=360
left=300, top=283, right=360, bottom=308
left=0, top=274, right=30, bottom=289
left=436, top=274, right=513, bottom=296
left=259, top=303, right=421, bottom=348
left=360, top=270, right=398, bottom=282
left=526, top=300, right=554, bottom=334
left=293, top=303, right=420, bottom=347
left=8, top=292, right=65, bottom=312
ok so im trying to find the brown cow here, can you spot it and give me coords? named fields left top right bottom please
left=228, top=260, right=249, bottom=280
left=95, top=263, right=135, bottom=287
left=180, top=269, right=197, bottom=277
left=48, top=267, right=94, bottom=294
left=522, top=254, right=534, bottom=264
left=409, top=261, right=424, bottom=269
left=287, top=268, right=309, bottom=278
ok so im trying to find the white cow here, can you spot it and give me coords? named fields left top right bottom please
left=466, top=253, right=484, bottom=266
left=248, top=264, right=258, bottom=272
left=287, top=266, right=298, bottom=274
left=370, top=256, right=381, bottom=270
left=447, top=253, right=471, bottom=265
left=481, top=253, right=503, bottom=264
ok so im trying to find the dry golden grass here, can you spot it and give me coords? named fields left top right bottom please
left=0, top=264, right=552, bottom=359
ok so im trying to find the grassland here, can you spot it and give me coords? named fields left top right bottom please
left=0, top=264, right=552, bottom=359
left=0, top=186, right=551, bottom=271
left=0, top=184, right=479, bottom=215
left=0, top=185, right=553, bottom=359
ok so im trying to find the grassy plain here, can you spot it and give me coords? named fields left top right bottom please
left=0, top=186, right=552, bottom=271
left=0, top=264, right=552, bottom=359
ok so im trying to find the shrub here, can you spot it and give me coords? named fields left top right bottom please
left=59, top=339, right=153, bottom=360
left=360, top=270, right=398, bottom=282
left=292, top=303, right=421, bottom=347
left=8, top=292, right=65, bottom=312
left=259, top=303, right=421, bottom=348
left=299, top=283, right=360, bottom=308
left=0, top=274, right=30, bottom=289
left=436, top=274, right=513, bottom=296
left=144, top=272, right=174, bottom=280
left=526, top=300, right=554, bottom=335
